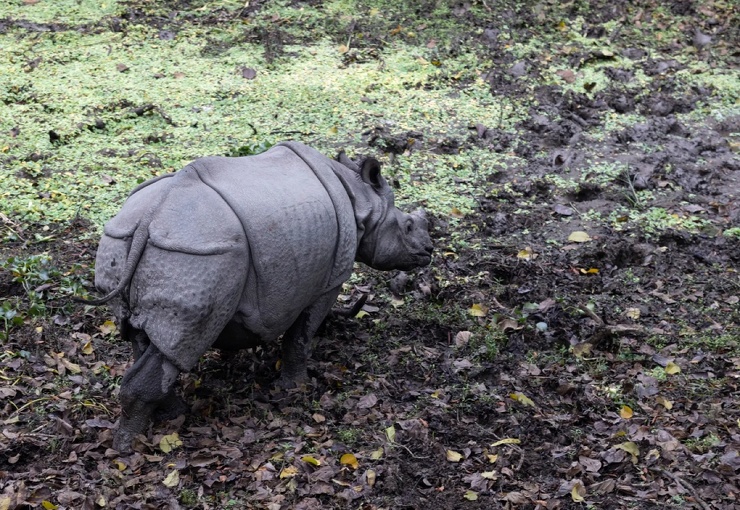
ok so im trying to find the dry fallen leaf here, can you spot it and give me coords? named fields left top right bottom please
left=568, top=231, right=591, bottom=243
left=454, top=331, right=472, bottom=348
left=510, top=392, right=535, bottom=407
left=665, top=361, right=681, bottom=375
left=615, top=441, right=640, bottom=463
left=280, top=466, right=298, bottom=479
left=385, top=425, right=396, bottom=443
left=625, top=307, right=641, bottom=320
left=656, top=396, right=673, bottom=409
left=302, top=455, right=321, bottom=466
left=340, top=453, right=359, bottom=470
left=446, top=449, right=463, bottom=462
left=571, top=482, right=586, bottom=502
left=159, top=432, right=183, bottom=453
left=517, top=246, right=537, bottom=260
left=162, top=470, right=179, bottom=488
left=491, top=438, right=521, bottom=447
left=620, top=405, right=634, bottom=419
left=469, top=303, right=488, bottom=317
left=370, top=447, right=384, bottom=460
left=464, top=490, right=478, bottom=500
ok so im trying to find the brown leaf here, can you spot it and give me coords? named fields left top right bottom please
left=556, top=69, right=576, bottom=83
left=357, top=393, right=378, bottom=409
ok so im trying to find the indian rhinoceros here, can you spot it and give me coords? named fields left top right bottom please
left=82, top=141, right=433, bottom=452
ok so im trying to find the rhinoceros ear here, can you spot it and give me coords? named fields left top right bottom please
left=337, top=151, right=361, bottom=172
left=360, top=158, right=383, bottom=189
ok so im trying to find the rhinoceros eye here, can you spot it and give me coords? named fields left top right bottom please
left=405, top=218, right=414, bottom=233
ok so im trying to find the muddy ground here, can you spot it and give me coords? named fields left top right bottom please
left=1, top=1, right=739, bottom=509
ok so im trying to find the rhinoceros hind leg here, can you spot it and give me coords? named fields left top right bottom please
left=279, top=288, right=341, bottom=388
left=114, top=343, right=181, bottom=453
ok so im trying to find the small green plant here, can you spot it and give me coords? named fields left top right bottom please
left=179, top=488, right=199, bottom=507
left=0, top=300, right=24, bottom=342
left=228, top=139, right=274, bottom=157
left=336, top=427, right=361, bottom=445
left=648, top=367, right=667, bottom=381
left=684, top=433, right=721, bottom=453
left=724, top=227, right=740, bottom=238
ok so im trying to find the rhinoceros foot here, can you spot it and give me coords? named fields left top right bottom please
left=152, top=393, right=188, bottom=423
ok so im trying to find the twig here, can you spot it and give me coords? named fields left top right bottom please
left=578, top=303, right=604, bottom=327
left=396, top=443, right=429, bottom=460
left=652, top=467, right=712, bottom=510
left=233, top=0, right=250, bottom=19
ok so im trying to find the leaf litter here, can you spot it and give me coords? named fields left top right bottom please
left=1, top=0, right=739, bottom=509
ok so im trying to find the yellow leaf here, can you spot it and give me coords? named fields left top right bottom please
left=571, top=342, right=593, bottom=358
left=469, top=303, right=488, bottom=317
left=446, top=450, right=463, bottom=462
left=355, top=310, right=369, bottom=319
left=491, top=438, right=521, bottom=447
left=510, top=392, right=535, bottom=407
left=338, top=44, right=349, bottom=53
left=558, top=20, right=567, bottom=31
left=487, top=454, right=498, bottom=463
left=41, top=502, right=57, bottom=510
left=81, top=341, right=94, bottom=355
left=625, top=307, right=640, bottom=320
left=0, top=496, right=11, bottom=510
left=665, top=362, right=681, bottom=375
left=302, top=455, right=321, bottom=466
left=656, top=396, right=673, bottom=410
left=464, top=490, right=478, bottom=500
left=60, top=358, right=82, bottom=374
left=580, top=267, right=599, bottom=274
left=620, top=405, right=634, bottom=419
left=568, top=231, right=591, bottom=243
left=113, top=460, right=126, bottom=471
left=385, top=425, right=396, bottom=443
left=327, top=126, right=338, bottom=135
left=162, top=469, right=179, bottom=488
left=481, top=470, right=497, bottom=480
left=96, top=495, right=106, bottom=507
left=366, top=469, right=376, bottom=487
left=449, top=207, right=464, bottom=218
left=99, top=320, right=117, bottom=335
left=517, top=246, right=536, bottom=260
left=280, top=466, right=299, bottom=479
left=159, top=432, right=183, bottom=453
left=340, top=453, right=359, bottom=470
left=615, top=441, right=640, bottom=461
left=370, top=447, right=384, bottom=460
left=571, top=485, right=585, bottom=502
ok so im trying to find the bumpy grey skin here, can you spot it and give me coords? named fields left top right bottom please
left=88, top=141, right=433, bottom=452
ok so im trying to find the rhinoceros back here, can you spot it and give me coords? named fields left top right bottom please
left=193, top=143, right=357, bottom=295
left=95, top=142, right=358, bottom=370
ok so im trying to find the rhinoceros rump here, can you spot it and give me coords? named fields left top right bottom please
left=84, top=141, right=433, bottom=452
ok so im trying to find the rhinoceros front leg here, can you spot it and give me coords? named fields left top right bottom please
left=279, top=288, right=341, bottom=387
left=114, top=342, right=181, bottom=453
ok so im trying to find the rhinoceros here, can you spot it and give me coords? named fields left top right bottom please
left=82, top=141, right=433, bottom=452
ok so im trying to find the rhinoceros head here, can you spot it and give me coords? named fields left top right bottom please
left=339, top=154, right=433, bottom=271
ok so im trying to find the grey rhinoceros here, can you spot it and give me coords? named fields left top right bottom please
left=82, top=141, right=433, bottom=452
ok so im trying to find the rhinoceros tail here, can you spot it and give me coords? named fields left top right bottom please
left=74, top=176, right=178, bottom=306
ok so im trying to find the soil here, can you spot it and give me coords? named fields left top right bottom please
left=1, top=1, right=739, bottom=509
